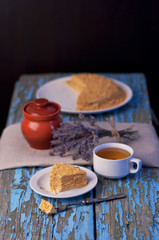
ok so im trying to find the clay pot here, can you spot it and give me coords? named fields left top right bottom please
left=21, top=98, right=62, bottom=149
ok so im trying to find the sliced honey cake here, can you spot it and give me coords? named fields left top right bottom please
left=65, top=73, right=126, bottom=110
left=49, top=163, right=87, bottom=194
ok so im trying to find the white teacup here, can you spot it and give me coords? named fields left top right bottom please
left=93, top=143, right=142, bottom=179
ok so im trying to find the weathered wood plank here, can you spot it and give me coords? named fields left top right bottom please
left=3, top=73, right=95, bottom=239
left=0, top=167, right=95, bottom=240
left=0, top=73, right=158, bottom=240
left=93, top=74, right=158, bottom=239
left=95, top=168, right=159, bottom=240
left=51, top=190, right=95, bottom=240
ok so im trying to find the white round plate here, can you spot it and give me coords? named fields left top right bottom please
left=36, top=76, right=133, bottom=114
left=30, top=165, right=98, bottom=198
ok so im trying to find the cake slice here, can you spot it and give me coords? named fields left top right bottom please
left=49, top=163, right=87, bottom=194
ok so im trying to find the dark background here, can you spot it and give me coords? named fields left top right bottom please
left=1, top=0, right=159, bottom=135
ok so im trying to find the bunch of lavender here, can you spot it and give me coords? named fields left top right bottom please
left=50, top=114, right=138, bottom=161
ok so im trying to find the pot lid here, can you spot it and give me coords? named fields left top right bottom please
left=24, top=98, right=58, bottom=117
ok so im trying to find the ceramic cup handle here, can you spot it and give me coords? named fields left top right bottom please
left=129, top=158, right=142, bottom=174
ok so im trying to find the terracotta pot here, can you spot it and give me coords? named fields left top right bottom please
left=21, top=98, right=62, bottom=149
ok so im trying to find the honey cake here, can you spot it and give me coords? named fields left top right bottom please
left=49, top=163, right=87, bottom=194
left=65, top=73, right=126, bottom=110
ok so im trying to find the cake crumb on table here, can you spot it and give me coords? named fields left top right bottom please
left=39, top=199, right=54, bottom=214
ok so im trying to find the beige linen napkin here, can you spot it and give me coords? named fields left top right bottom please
left=0, top=122, right=159, bottom=170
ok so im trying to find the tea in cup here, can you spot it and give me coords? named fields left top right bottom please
left=93, top=143, right=142, bottom=179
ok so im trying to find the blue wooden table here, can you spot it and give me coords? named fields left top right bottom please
left=0, top=73, right=159, bottom=240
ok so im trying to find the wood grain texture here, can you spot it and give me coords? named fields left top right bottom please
left=0, top=73, right=158, bottom=240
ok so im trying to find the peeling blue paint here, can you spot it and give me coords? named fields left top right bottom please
left=149, top=179, right=159, bottom=215
left=38, top=77, right=45, bottom=87
left=154, top=218, right=159, bottom=223
left=132, top=176, right=142, bottom=207
left=118, top=179, right=122, bottom=188
left=25, top=86, right=35, bottom=100
left=105, top=224, right=110, bottom=240
left=10, top=188, right=23, bottom=212
left=109, top=186, right=113, bottom=192
left=62, top=115, right=70, bottom=122
left=115, top=212, right=118, bottom=222
left=8, top=115, right=15, bottom=125
left=11, top=97, right=21, bottom=110
left=140, top=173, right=149, bottom=206
left=3, top=189, right=7, bottom=195
left=133, top=228, right=138, bottom=240
left=14, top=169, right=23, bottom=185
left=124, top=178, right=136, bottom=213
left=20, top=213, right=26, bottom=226
left=116, top=201, right=123, bottom=227
left=96, top=202, right=110, bottom=240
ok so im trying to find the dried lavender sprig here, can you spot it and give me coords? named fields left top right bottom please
left=50, top=115, right=138, bottom=161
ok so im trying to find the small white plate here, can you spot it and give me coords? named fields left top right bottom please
left=30, top=166, right=98, bottom=198
left=36, top=76, right=133, bottom=114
